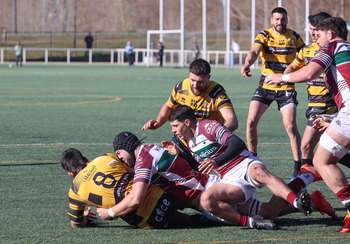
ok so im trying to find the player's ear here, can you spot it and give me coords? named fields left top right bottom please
left=184, top=118, right=191, bottom=126
left=68, top=172, right=76, bottom=178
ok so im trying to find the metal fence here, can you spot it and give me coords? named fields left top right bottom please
left=1, top=46, right=258, bottom=68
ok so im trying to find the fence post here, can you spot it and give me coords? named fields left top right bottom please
left=67, top=49, right=70, bottom=64
left=45, top=49, right=48, bottom=64
left=231, top=49, right=234, bottom=69
left=110, top=50, right=114, bottom=64
left=23, top=48, right=26, bottom=64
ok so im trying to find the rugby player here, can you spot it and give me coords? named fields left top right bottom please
left=265, top=17, right=350, bottom=233
left=241, top=7, right=304, bottom=178
left=141, top=58, right=238, bottom=170
left=96, top=131, right=336, bottom=229
left=61, top=148, right=189, bottom=229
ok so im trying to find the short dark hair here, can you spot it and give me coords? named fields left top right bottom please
left=271, top=7, right=287, bottom=17
left=168, top=105, right=197, bottom=123
left=189, top=58, right=211, bottom=76
left=61, top=148, right=87, bottom=174
left=308, top=12, right=331, bottom=26
left=317, top=17, right=348, bottom=41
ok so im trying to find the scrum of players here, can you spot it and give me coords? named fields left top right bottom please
left=61, top=9, right=350, bottom=233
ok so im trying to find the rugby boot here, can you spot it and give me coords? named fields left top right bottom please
left=296, top=191, right=312, bottom=216
left=339, top=210, right=350, bottom=233
left=300, top=164, right=322, bottom=181
left=311, top=190, right=338, bottom=219
left=249, top=215, right=276, bottom=230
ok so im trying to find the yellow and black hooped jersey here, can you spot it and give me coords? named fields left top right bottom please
left=67, top=153, right=176, bottom=229
left=253, top=27, right=305, bottom=91
left=293, top=42, right=337, bottom=109
left=68, top=153, right=133, bottom=223
left=167, top=78, right=233, bottom=124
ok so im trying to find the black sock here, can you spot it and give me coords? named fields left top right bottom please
left=294, top=160, right=302, bottom=171
left=301, top=158, right=313, bottom=166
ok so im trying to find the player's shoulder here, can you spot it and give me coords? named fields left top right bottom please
left=173, top=78, right=188, bottom=92
left=207, top=81, right=227, bottom=97
left=286, top=28, right=302, bottom=39
left=199, top=119, right=222, bottom=133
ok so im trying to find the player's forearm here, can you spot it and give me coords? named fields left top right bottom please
left=155, top=102, right=172, bottom=127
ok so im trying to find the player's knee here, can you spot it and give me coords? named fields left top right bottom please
left=246, top=118, right=258, bottom=130
left=200, top=193, right=217, bottom=212
left=300, top=141, right=311, bottom=155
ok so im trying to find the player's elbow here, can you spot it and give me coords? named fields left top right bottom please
left=71, top=221, right=84, bottom=228
left=128, top=198, right=142, bottom=210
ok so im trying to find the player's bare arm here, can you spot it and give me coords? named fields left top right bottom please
left=241, top=45, right=261, bottom=77
left=265, top=62, right=324, bottom=85
left=70, top=207, right=97, bottom=228
left=97, top=181, right=148, bottom=220
left=283, top=62, right=300, bottom=74
left=220, top=107, right=238, bottom=132
left=141, top=102, right=173, bottom=131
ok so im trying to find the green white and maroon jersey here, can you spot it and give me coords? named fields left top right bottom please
left=187, top=119, right=248, bottom=177
left=133, top=144, right=211, bottom=209
left=312, top=40, right=350, bottom=109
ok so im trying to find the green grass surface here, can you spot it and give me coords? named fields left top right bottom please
left=0, top=64, right=350, bottom=243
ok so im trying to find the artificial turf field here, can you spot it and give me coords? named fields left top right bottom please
left=1, top=63, right=350, bottom=243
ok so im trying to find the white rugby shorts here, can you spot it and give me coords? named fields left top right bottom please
left=220, top=153, right=265, bottom=204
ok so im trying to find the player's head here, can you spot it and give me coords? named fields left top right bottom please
left=113, top=131, right=141, bottom=166
left=168, top=105, right=197, bottom=139
left=270, top=7, right=288, bottom=34
left=189, top=59, right=211, bottom=95
left=308, top=12, right=332, bottom=43
left=61, top=148, right=88, bottom=176
left=316, top=17, right=348, bottom=47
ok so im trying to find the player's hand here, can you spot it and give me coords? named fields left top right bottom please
left=241, top=66, right=252, bottom=77
left=264, top=74, right=284, bottom=85
left=312, top=115, right=330, bottom=131
left=198, top=158, right=217, bottom=174
left=97, top=207, right=111, bottom=220
left=161, top=141, right=179, bottom=154
left=141, top=120, right=160, bottom=131
left=83, top=207, right=97, bottom=225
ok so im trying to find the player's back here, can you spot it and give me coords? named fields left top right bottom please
left=70, top=153, right=134, bottom=208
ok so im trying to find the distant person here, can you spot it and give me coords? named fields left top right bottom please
left=157, top=41, right=164, bottom=67
left=84, top=32, right=93, bottom=56
left=14, top=41, right=23, bottom=67
left=231, top=40, right=240, bottom=53
left=193, top=42, right=200, bottom=60
left=124, top=41, right=134, bottom=66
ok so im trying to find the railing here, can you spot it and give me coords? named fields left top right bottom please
left=0, top=47, right=259, bottom=68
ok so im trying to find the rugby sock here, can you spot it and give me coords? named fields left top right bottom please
left=301, top=158, right=313, bottom=166
left=238, top=214, right=249, bottom=226
left=294, top=160, right=301, bottom=171
left=288, top=178, right=306, bottom=194
left=286, top=192, right=299, bottom=207
left=338, top=153, right=350, bottom=168
left=336, top=185, right=350, bottom=203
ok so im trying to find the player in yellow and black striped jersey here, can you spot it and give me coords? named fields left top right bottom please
left=142, top=59, right=238, bottom=170
left=168, top=78, right=233, bottom=124
left=241, top=7, right=304, bottom=178
left=61, top=148, right=178, bottom=229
